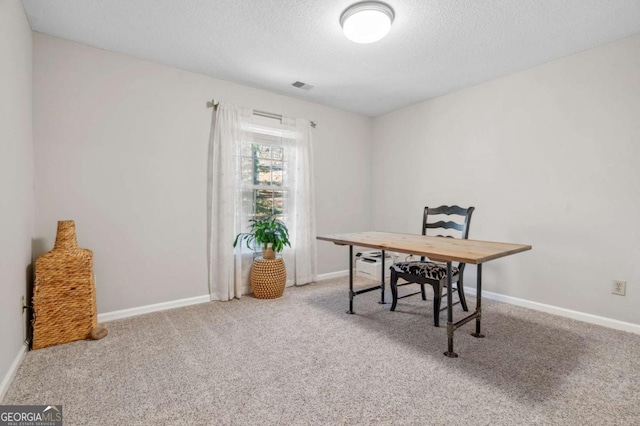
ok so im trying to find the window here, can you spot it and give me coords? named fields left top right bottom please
left=239, top=120, right=290, bottom=227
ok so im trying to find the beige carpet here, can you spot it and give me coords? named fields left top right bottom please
left=3, top=277, right=640, bottom=425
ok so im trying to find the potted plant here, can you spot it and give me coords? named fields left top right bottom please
left=233, top=215, right=291, bottom=299
left=233, top=215, right=291, bottom=260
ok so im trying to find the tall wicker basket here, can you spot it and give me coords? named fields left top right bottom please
left=250, top=258, right=286, bottom=299
left=32, top=221, right=98, bottom=350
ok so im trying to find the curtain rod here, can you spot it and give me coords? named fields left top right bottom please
left=206, top=99, right=317, bottom=128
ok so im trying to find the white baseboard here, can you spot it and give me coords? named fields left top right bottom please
left=97, top=274, right=639, bottom=334
left=317, top=269, right=349, bottom=281
left=99, top=275, right=354, bottom=323
left=464, top=286, right=640, bottom=335
left=0, top=344, right=28, bottom=402
left=316, top=270, right=640, bottom=334
left=98, top=295, right=210, bottom=323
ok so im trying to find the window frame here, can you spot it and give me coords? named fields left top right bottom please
left=236, top=117, right=292, bottom=252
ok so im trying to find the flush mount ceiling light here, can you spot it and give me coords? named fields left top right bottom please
left=340, top=1, right=395, bottom=44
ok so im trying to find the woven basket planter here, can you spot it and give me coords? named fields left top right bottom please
left=250, top=258, right=286, bottom=299
left=32, top=221, right=98, bottom=350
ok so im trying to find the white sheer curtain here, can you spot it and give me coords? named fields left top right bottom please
left=281, top=117, right=318, bottom=285
left=207, top=103, right=253, bottom=301
left=207, top=102, right=317, bottom=301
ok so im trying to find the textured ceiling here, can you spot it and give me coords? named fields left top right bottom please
left=21, top=0, right=640, bottom=116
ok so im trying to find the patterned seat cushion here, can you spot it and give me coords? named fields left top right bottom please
left=391, top=261, right=459, bottom=280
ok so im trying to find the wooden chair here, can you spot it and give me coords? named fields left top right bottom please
left=389, top=205, right=475, bottom=327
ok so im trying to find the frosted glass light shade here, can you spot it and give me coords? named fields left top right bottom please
left=340, top=2, right=394, bottom=44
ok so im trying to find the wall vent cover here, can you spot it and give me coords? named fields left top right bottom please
left=292, top=81, right=314, bottom=90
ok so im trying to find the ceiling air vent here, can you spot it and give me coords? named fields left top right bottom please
left=291, top=81, right=314, bottom=91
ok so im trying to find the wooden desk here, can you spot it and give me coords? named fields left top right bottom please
left=317, top=231, right=532, bottom=357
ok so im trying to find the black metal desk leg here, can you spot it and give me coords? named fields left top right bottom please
left=347, top=245, right=355, bottom=314
left=378, top=249, right=386, bottom=304
left=444, top=261, right=458, bottom=358
left=471, top=263, right=485, bottom=338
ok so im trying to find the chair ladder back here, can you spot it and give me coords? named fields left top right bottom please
left=421, top=205, right=475, bottom=264
left=425, top=220, right=465, bottom=233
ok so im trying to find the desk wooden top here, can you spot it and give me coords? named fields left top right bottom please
left=317, top=231, right=531, bottom=264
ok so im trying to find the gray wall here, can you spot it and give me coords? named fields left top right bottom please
left=0, top=0, right=34, bottom=397
left=371, top=34, right=640, bottom=325
left=32, top=33, right=372, bottom=314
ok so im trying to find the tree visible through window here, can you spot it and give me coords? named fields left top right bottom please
left=239, top=127, right=288, bottom=226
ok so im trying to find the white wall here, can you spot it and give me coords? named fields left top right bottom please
left=372, top=34, right=640, bottom=325
left=0, top=0, right=33, bottom=397
left=33, top=33, right=372, bottom=314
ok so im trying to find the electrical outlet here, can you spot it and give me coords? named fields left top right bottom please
left=612, top=280, right=626, bottom=296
